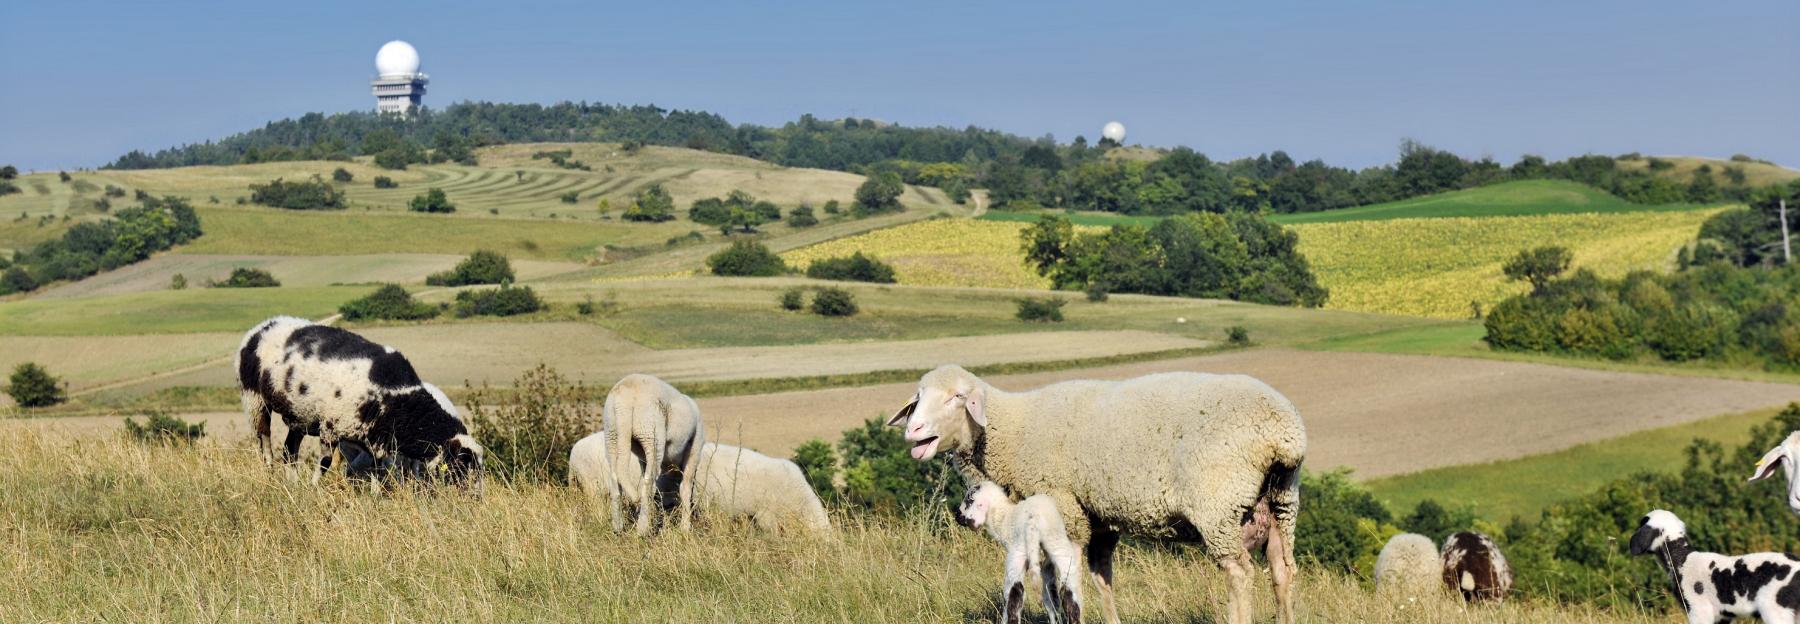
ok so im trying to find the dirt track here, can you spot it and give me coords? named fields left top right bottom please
left=18, top=348, right=1797, bottom=479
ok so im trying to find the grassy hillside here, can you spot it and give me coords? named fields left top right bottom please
left=176, top=205, right=680, bottom=261
left=1272, top=180, right=1706, bottom=225
left=0, top=285, right=364, bottom=336
left=0, top=429, right=1671, bottom=623
left=1616, top=155, right=1800, bottom=188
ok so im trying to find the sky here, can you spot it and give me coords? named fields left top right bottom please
left=2, top=0, right=1795, bottom=172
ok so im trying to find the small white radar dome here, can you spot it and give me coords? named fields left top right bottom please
left=375, top=41, right=421, bottom=78
left=1102, top=121, right=1127, bottom=143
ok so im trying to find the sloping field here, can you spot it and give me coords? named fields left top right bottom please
left=0, top=286, right=363, bottom=336
left=1272, top=179, right=1707, bottom=224
left=175, top=206, right=685, bottom=261
left=1617, top=155, right=1800, bottom=188
left=29, top=254, right=584, bottom=299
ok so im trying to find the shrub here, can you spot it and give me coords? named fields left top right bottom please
left=0, top=181, right=19, bottom=196
left=779, top=288, right=806, bottom=311
left=706, top=241, right=787, bottom=277
left=560, top=191, right=580, bottom=204
left=7, top=362, right=66, bottom=408
left=664, top=231, right=705, bottom=248
left=0, top=165, right=14, bottom=179
left=374, top=148, right=411, bottom=170
left=1483, top=296, right=1558, bottom=352
left=831, top=418, right=959, bottom=514
left=409, top=188, right=455, bottom=213
left=331, top=167, right=353, bottom=183
left=1227, top=326, right=1251, bottom=345
left=1397, top=499, right=1477, bottom=540
left=791, top=439, right=839, bottom=503
left=426, top=250, right=514, bottom=286
left=1, top=266, right=37, bottom=295
left=1014, top=297, right=1065, bottom=322
left=212, top=267, right=280, bottom=288
left=249, top=176, right=345, bottom=210
left=103, top=184, right=126, bottom=197
left=58, top=171, right=70, bottom=183
left=1502, top=246, right=1572, bottom=295
left=123, top=412, right=206, bottom=445
left=169, top=273, right=187, bottom=290
left=1084, top=283, right=1110, bottom=302
left=465, top=364, right=602, bottom=484
left=575, top=296, right=596, bottom=316
left=338, top=284, right=439, bottom=321
left=804, top=252, right=896, bottom=283
left=453, top=283, right=542, bottom=318
left=823, top=200, right=841, bottom=215
left=1554, top=305, right=1636, bottom=359
left=787, top=205, right=818, bottom=228
left=622, top=184, right=675, bottom=222
left=1648, top=302, right=1737, bottom=361
left=1295, top=469, right=1395, bottom=574
left=853, top=172, right=905, bottom=216
left=373, top=176, right=397, bottom=189
left=810, top=287, right=858, bottom=317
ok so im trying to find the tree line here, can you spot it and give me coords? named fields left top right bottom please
left=0, top=195, right=203, bottom=295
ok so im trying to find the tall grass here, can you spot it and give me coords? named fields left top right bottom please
left=0, top=429, right=1672, bottom=622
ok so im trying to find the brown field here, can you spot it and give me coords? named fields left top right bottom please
left=30, top=253, right=585, bottom=299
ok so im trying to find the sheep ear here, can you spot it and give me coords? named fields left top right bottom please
left=886, top=394, right=918, bottom=427
left=965, top=386, right=986, bottom=428
left=1751, top=446, right=1788, bottom=482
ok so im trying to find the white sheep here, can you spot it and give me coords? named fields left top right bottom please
left=1748, top=431, right=1800, bottom=514
left=1630, top=509, right=1800, bottom=624
left=601, top=374, right=703, bottom=536
left=570, top=432, right=832, bottom=536
left=887, top=364, right=1307, bottom=624
left=955, top=480, right=1084, bottom=624
left=1441, top=531, right=1511, bottom=602
left=1373, top=533, right=1440, bottom=596
left=235, top=316, right=483, bottom=490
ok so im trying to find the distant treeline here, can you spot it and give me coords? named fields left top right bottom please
left=0, top=195, right=203, bottom=295
left=105, top=102, right=1767, bottom=215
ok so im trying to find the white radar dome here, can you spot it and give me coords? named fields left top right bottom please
left=375, top=40, right=421, bottom=78
left=1102, top=121, right=1127, bottom=143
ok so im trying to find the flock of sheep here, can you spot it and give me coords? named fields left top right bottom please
left=233, top=315, right=1800, bottom=623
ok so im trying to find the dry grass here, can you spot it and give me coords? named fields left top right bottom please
left=0, top=429, right=1674, bottom=623
left=1615, top=155, right=1800, bottom=188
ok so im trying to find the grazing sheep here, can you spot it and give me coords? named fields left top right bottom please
left=1374, top=533, right=1440, bottom=596
left=887, top=364, right=1306, bottom=624
left=1629, top=509, right=1800, bottom=624
left=1441, top=531, right=1512, bottom=603
left=1749, top=431, right=1800, bottom=514
left=601, top=374, right=703, bottom=536
left=955, top=480, right=1084, bottom=624
left=570, top=432, right=831, bottom=536
left=235, top=316, right=484, bottom=490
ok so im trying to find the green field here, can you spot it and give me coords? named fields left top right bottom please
left=0, top=285, right=365, bottom=336
left=175, top=206, right=694, bottom=261
left=1272, top=180, right=1709, bottom=224
left=1367, top=407, right=1782, bottom=522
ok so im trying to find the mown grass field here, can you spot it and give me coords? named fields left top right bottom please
left=0, top=285, right=363, bottom=336
left=1271, top=180, right=1707, bottom=225
left=174, top=206, right=688, bottom=261
left=1615, top=155, right=1800, bottom=188
left=0, top=429, right=1676, bottom=623
left=1367, top=407, right=1783, bottom=523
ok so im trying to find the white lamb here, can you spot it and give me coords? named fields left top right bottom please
left=955, top=480, right=1084, bottom=624
left=1373, top=533, right=1440, bottom=596
left=600, top=374, right=703, bottom=536
left=888, top=364, right=1306, bottom=624
left=569, top=432, right=832, bottom=536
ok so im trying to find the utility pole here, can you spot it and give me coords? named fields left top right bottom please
left=1782, top=198, right=1792, bottom=265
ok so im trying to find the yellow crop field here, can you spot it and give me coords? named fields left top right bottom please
left=781, top=219, right=1099, bottom=289
left=1293, top=209, right=1722, bottom=318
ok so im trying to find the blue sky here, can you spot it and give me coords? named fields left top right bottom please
left=2, top=0, right=1795, bottom=171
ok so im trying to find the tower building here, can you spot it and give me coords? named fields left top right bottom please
left=371, top=41, right=427, bottom=115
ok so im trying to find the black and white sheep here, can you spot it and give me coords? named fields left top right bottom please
left=1441, top=531, right=1511, bottom=603
left=1749, top=431, right=1800, bottom=515
left=955, top=480, right=1084, bottom=624
left=1630, top=509, right=1800, bottom=624
left=235, top=316, right=484, bottom=489
left=600, top=374, right=703, bottom=535
left=888, top=365, right=1306, bottom=624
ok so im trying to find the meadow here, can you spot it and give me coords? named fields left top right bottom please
left=0, top=428, right=1678, bottom=624
left=1269, top=180, right=1708, bottom=224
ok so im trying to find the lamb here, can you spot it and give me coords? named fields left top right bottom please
left=955, top=480, right=1084, bottom=624
left=1441, top=531, right=1511, bottom=603
left=601, top=374, right=703, bottom=535
left=1629, top=509, right=1800, bottom=624
left=235, top=316, right=484, bottom=490
left=1373, top=533, right=1440, bottom=596
left=569, top=432, right=831, bottom=536
left=887, top=364, right=1306, bottom=624
left=1748, top=431, right=1800, bottom=514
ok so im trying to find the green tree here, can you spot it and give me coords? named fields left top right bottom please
left=706, top=240, right=786, bottom=276
left=0, top=165, right=16, bottom=180
left=0, top=266, right=36, bottom=294
left=1502, top=246, right=1573, bottom=295
left=622, top=184, right=675, bottom=222
left=331, top=167, right=353, bottom=183
left=810, top=287, right=858, bottom=316
left=338, top=284, right=439, bottom=321
left=853, top=172, right=904, bottom=215
left=7, top=362, right=66, bottom=408
left=787, top=205, right=818, bottom=227
left=409, top=188, right=456, bottom=213
left=427, top=250, right=514, bottom=286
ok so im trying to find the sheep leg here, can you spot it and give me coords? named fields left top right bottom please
left=676, top=433, right=701, bottom=532
left=605, top=426, right=627, bottom=533
left=1084, top=528, right=1121, bottom=624
left=1220, top=552, right=1254, bottom=624
left=245, top=391, right=275, bottom=466
left=1265, top=494, right=1300, bottom=624
left=312, top=437, right=337, bottom=486
left=1762, top=606, right=1796, bottom=624
left=636, top=429, right=661, bottom=536
left=1002, top=543, right=1030, bottom=624
left=1041, top=528, right=1084, bottom=624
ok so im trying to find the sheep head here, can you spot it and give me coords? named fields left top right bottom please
left=433, top=434, right=486, bottom=494
left=1749, top=432, right=1800, bottom=515
left=1628, top=509, right=1685, bottom=556
left=887, top=365, right=987, bottom=462
left=954, top=481, right=1008, bottom=529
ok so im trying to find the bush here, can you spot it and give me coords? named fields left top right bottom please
left=103, top=184, right=126, bottom=197
left=1014, top=297, right=1065, bottom=322
left=823, top=418, right=960, bottom=514
left=0, top=181, right=18, bottom=196
left=7, top=362, right=66, bottom=408
left=853, top=172, right=905, bottom=216
left=622, top=184, right=675, bottom=222
left=58, top=171, right=70, bottom=183
left=1084, top=283, right=1110, bottom=302
left=1502, top=246, right=1572, bottom=295
left=373, top=176, right=397, bottom=189
left=0, top=165, right=14, bottom=179
left=374, top=148, right=411, bottom=170
left=212, top=267, right=280, bottom=288
left=560, top=191, right=580, bottom=204
left=804, top=252, right=896, bottom=283
left=338, top=284, right=439, bottom=321
left=1295, top=469, right=1395, bottom=574
left=1, top=266, right=37, bottom=295
left=575, top=296, right=596, bottom=316
left=249, top=176, right=345, bottom=210
left=1227, top=326, right=1250, bottom=345
left=426, top=250, right=514, bottom=286
left=169, top=273, right=186, bottom=290
left=453, top=283, right=542, bottom=318
left=664, top=231, right=704, bottom=248
left=787, top=205, right=818, bottom=228
left=791, top=439, right=839, bottom=503
left=331, top=168, right=353, bottom=183
left=1648, top=302, right=1737, bottom=361
left=779, top=288, right=806, bottom=311
left=466, top=364, right=602, bottom=484
left=1397, top=498, right=1476, bottom=540
left=409, top=188, right=455, bottom=213
left=706, top=241, right=787, bottom=277
left=810, top=287, right=858, bottom=317
left=123, top=412, right=206, bottom=445
left=823, top=200, right=841, bottom=215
